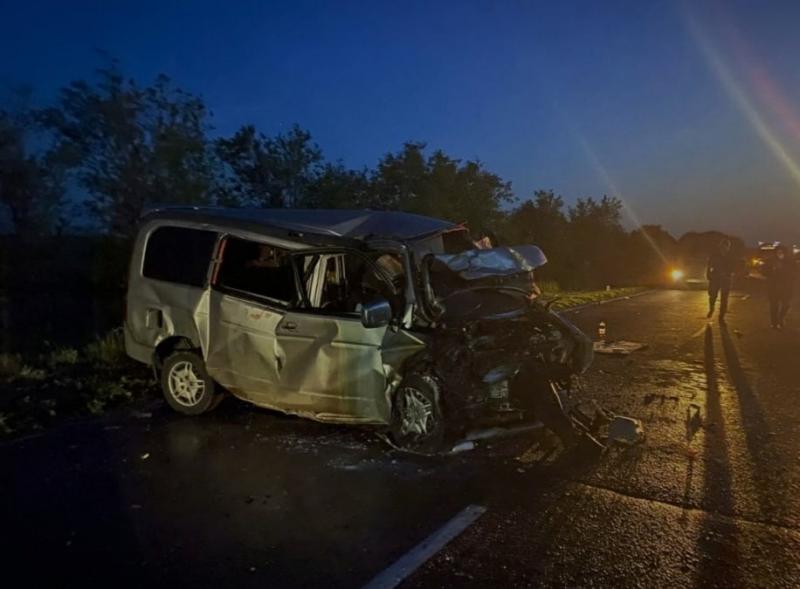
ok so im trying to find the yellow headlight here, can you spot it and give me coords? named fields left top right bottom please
left=670, top=269, right=685, bottom=281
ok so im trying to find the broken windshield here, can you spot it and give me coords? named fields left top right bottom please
left=431, top=245, right=547, bottom=280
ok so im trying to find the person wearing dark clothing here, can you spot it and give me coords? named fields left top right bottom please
left=763, top=245, right=796, bottom=329
left=706, top=239, right=737, bottom=321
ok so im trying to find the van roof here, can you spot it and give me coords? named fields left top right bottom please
left=142, top=206, right=460, bottom=242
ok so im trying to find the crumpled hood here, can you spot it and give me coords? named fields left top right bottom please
left=431, top=245, right=547, bottom=280
left=420, top=245, right=549, bottom=323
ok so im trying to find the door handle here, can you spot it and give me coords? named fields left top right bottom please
left=282, top=321, right=297, bottom=331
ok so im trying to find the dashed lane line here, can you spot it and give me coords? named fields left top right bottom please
left=361, top=504, right=487, bottom=589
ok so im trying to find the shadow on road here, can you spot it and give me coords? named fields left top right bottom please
left=719, top=323, right=793, bottom=527
left=0, top=426, right=149, bottom=585
left=695, top=324, right=741, bottom=588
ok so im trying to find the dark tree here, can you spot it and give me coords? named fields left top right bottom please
left=505, top=190, right=567, bottom=250
left=628, top=224, right=679, bottom=284
left=0, top=109, right=64, bottom=236
left=371, top=142, right=513, bottom=230
left=303, top=163, right=373, bottom=209
left=40, top=62, right=215, bottom=236
left=215, top=124, right=323, bottom=207
left=564, top=195, right=628, bottom=288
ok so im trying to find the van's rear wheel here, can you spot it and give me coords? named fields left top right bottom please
left=390, top=375, right=444, bottom=453
left=161, top=351, right=221, bottom=415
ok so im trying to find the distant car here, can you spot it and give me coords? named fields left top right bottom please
left=749, top=241, right=800, bottom=277
left=751, top=242, right=779, bottom=275
left=665, top=256, right=709, bottom=289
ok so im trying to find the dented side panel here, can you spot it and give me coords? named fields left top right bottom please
left=274, top=312, right=390, bottom=423
left=204, top=290, right=284, bottom=402
left=126, top=276, right=209, bottom=358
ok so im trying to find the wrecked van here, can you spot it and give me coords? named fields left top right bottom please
left=125, top=207, right=595, bottom=451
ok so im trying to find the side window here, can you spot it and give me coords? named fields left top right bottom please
left=215, top=237, right=297, bottom=305
left=142, top=226, right=218, bottom=287
left=298, top=252, right=406, bottom=315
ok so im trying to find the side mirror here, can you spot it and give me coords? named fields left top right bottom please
left=360, top=298, right=392, bottom=328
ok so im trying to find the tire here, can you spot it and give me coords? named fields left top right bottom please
left=160, top=351, right=221, bottom=415
left=389, top=374, right=445, bottom=453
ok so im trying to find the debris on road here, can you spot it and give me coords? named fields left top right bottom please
left=607, top=416, right=645, bottom=445
left=643, top=393, right=679, bottom=405
left=686, top=403, right=703, bottom=441
left=464, top=423, right=544, bottom=442
left=593, top=340, right=648, bottom=355
left=450, top=441, right=476, bottom=454
left=140, top=452, right=150, bottom=460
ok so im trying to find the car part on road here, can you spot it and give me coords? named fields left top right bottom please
left=607, top=415, right=645, bottom=445
left=593, top=340, right=648, bottom=355
left=449, top=440, right=476, bottom=453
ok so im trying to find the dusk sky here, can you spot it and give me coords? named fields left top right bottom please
left=2, top=0, right=799, bottom=244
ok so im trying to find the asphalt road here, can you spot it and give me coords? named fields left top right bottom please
left=2, top=285, right=799, bottom=588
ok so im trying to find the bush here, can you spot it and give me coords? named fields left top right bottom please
left=18, top=365, right=47, bottom=380
left=84, top=328, right=128, bottom=367
left=537, top=279, right=560, bottom=295
left=0, top=353, right=24, bottom=378
left=46, top=347, right=80, bottom=369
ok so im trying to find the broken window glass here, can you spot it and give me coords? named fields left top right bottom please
left=295, top=251, right=405, bottom=316
left=215, top=237, right=297, bottom=305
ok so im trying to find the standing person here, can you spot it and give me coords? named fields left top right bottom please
left=706, top=238, right=737, bottom=321
left=763, top=245, right=796, bottom=329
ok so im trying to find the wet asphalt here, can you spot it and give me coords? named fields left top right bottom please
left=2, top=283, right=799, bottom=588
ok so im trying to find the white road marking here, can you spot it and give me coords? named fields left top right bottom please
left=361, top=504, right=487, bottom=589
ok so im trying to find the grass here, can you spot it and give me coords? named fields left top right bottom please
left=0, top=328, right=154, bottom=438
left=541, top=286, right=648, bottom=311
left=84, top=328, right=127, bottom=366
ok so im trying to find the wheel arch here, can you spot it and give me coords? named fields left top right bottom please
left=152, top=335, right=198, bottom=377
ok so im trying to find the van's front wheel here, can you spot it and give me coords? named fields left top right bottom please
left=389, top=375, right=444, bottom=453
left=161, top=351, right=221, bottom=415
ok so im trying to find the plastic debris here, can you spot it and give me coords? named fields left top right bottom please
left=607, top=416, right=645, bottom=445
left=464, top=423, right=544, bottom=442
left=450, top=441, right=476, bottom=454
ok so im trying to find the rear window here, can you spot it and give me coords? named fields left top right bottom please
left=142, top=226, right=218, bottom=287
